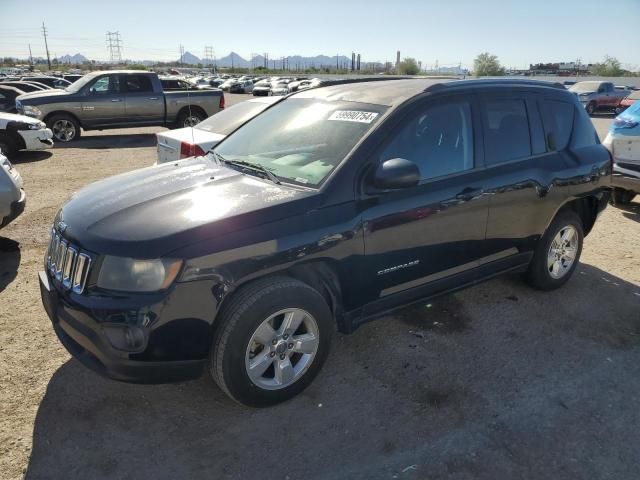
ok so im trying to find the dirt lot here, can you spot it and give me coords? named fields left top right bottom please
left=1, top=97, right=639, bottom=479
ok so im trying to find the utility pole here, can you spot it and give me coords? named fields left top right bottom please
left=42, top=22, right=51, bottom=70
left=179, top=44, right=185, bottom=67
left=336, top=54, right=339, bottom=72
left=28, top=44, right=33, bottom=67
left=263, top=52, right=268, bottom=69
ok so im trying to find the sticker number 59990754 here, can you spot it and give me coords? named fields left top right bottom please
left=328, top=110, right=379, bottom=124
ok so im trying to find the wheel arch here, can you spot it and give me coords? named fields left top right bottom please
left=176, top=105, right=207, bottom=122
left=553, top=195, right=600, bottom=236
left=43, top=110, right=83, bottom=129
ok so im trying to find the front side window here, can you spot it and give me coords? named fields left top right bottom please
left=89, top=75, right=119, bottom=95
left=380, top=101, right=474, bottom=180
left=483, top=99, right=532, bottom=165
left=215, top=98, right=387, bottom=186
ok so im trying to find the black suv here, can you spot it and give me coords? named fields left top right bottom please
left=39, top=79, right=611, bottom=407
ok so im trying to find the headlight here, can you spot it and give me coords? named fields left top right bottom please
left=97, top=256, right=183, bottom=292
left=26, top=121, right=46, bottom=130
left=22, top=105, right=42, bottom=117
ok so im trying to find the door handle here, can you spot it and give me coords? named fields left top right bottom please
left=111, top=98, right=122, bottom=102
left=455, top=187, right=483, bottom=201
left=149, top=97, right=159, bottom=100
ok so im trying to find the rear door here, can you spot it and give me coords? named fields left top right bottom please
left=481, top=90, right=574, bottom=257
left=123, top=74, right=164, bottom=124
left=81, top=74, right=125, bottom=127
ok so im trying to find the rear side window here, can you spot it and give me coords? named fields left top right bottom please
left=541, top=100, right=574, bottom=151
left=126, top=75, right=153, bottom=93
left=571, top=105, right=599, bottom=148
left=483, top=99, right=532, bottom=165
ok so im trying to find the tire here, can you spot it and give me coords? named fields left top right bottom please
left=210, top=276, right=333, bottom=407
left=585, top=102, right=596, bottom=116
left=526, top=211, right=584, bottom=291
left=611, top=188, right=636, bottom=205
left=47, top=113, right=81, bottom=142
left=176, top=109, right=207, bottom=128
left=0, top=133, right=18, bottom=159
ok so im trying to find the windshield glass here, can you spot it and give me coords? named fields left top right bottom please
left=196, top=101, right=273, bottom=135
left=214, top=98, right=387, bottom=187
left=569, top=82, right=602, bottom=93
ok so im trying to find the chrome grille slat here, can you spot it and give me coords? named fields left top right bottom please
left=45, top=230, right=91, bottom=294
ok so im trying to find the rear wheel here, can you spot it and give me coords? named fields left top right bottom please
left=526, top=211, right=583, bottom=291
left=585, top=102, right=596, bottom=115
left=612, top=188, right=636, bottom=205
left=210, top=277, right=333, bottom=407
left=176, top=109, right=206, bottom=128
left=47, top=113, right=81, bottom=142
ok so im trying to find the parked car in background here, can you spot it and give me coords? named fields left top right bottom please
left=40, top=78, right=610, bottom=407
left=0, top=81, right=48, bottom=93
left=0, top=86, right=24, bottom=113
left=271, top=80, right=291, bottom=96
left=21, top=76, right=71, bottom=89
left=156, top=96, right=281, bottom=164
left=229, top=79, right=254, bottom=94
left=16, top=70, right=225, bottom=142
left=0, top=153, right=25, bottom=229
left=616, top=90, right=640, bottom=113
left=160, top=77, right=195, bottom=91
left=252, top=80, right=273, bottom=96
left=0, top=111, right=53, bottom=158
left=603, top=101, right=640, bottom=205
left=63, top=74, right=84, bottom=83
left=569, top=81, right=630, bottom=115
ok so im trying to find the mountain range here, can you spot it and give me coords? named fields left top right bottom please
left=179, top=51, right=382, bottom=69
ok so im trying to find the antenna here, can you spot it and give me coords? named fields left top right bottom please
left=42, top=22, right=51, bottom=70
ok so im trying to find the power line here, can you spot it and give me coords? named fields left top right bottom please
left=41, top=22, right=51, bottom=70
left=106, top=31, right=123, bottom=63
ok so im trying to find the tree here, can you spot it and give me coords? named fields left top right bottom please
left=398, top=57, right=420, bottom=75
left=591, top=55, right=624, bottom=77
left=473, top=52, right=505, bottom=76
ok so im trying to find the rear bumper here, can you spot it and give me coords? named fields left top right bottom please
left=1, top=188, right=26, bottom=228
left=39, top=270, right=206, bottom=384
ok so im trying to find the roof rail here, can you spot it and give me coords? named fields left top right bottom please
left=425, top=78, right=566, bottom=92
left=317, top=76, right=412, bottom=87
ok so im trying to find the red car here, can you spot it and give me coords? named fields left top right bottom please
left=616, top=90, right=640, bottom=113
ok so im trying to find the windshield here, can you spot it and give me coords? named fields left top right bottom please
left=196, top=101, right=274, bottom=135
left=569, top=82, right=602, bottom=93
left=214, top=98, right=387, bottom=187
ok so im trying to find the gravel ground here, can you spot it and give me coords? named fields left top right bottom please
left=1, top=99, right=639, bottom=480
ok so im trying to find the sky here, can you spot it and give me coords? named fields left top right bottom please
left=1, top=0, right=639, bottom=70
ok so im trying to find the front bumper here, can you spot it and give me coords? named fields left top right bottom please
left=18, top=128, right=54, bottom=151
left=1, top=188, right=26, bottom=228
left=612, top=164, right=640, bottom=193
left=39, top=270, right=208, bottom=383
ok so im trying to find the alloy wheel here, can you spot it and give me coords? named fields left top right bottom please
left=52, top=119, right=76, bottom=142
left=547, top=225, right=578, bottom=279
left=245, top=308, right=320, bottom=390
left=183, top=115, right=202, bottom=127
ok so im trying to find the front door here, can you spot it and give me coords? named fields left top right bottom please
left=360, top=94, right=490, bottom=310
left=81, top=74, right=125, bottom=128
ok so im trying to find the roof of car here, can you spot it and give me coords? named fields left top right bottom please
left=294, top=77, right=566, bottom=107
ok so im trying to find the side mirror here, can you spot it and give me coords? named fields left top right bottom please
left=372, top=158, right=420, bottom=190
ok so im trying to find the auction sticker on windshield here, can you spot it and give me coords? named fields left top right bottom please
left=328, top=110, right=379, bottom=123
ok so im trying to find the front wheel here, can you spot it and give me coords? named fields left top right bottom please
left=526, top=211, right=584, bottom=291
left=585, top=102, right=596, bottom=115
left=210, top=277, right=333, bottom=407
left=47, top=113, right=81, bottom=142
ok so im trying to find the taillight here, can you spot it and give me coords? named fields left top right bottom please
left=613, top=118, right=638, bottom=129
left=219, top=94, right=225, bottom=110
left=179, top=142, right=206, bottom=159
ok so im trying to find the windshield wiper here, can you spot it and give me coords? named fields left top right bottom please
left=212, top=152, right=281, bottom=185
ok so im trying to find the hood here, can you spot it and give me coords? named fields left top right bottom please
left=0, top=111, right=45, bottom=127
left=58, top=156, right=319, bottom=258
left=17, top=89, right=73, bottom=103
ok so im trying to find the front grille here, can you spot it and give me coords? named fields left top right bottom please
left=617, top=162, right=640, bottom=174
left=46, top=229, right=92, bottom=294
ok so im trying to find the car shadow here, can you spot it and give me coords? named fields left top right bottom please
left=0, top=237, right=20, bottom=292
left=55, top=134, right=157, bottom=150
left=10, top=150, right=52, bottom=164
left=611, top=200, right=640, bottom=223
left=24, top=263, right=640, bottom=479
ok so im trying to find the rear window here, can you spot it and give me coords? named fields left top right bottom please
left=125, top=75, right=153, bottom=93
left=483, top=99, right=532, bottom=165
left=197, top=101, right=272, bottom=135
left=572, top=105, right=599, bottom=148
left=541, top=100, right=574, bottom=151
